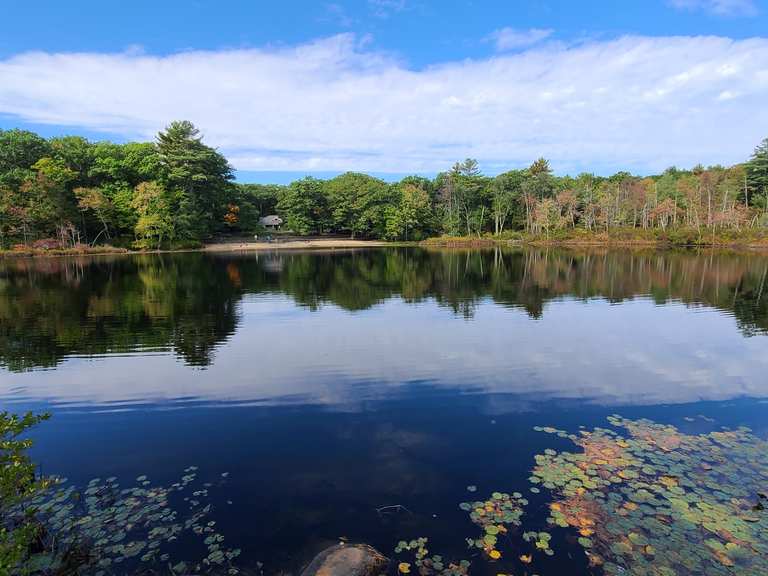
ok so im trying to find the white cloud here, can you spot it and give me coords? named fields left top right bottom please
left=488, top=27, right=553, bottom=51
left=1, top=34, right=767, bottom=175
left=668, top=0, right=759, bottom=16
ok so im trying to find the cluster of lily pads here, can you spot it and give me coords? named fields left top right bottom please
left=531, top=415, right=768, bottom=575
left=394, top=415, right=767, bottom=576
left=8, top=467, right=243, bottom=575
left=394, top=537, right=470, bottom=576
left=521, top=531, right=553, bottom=557
left=460, top=491, right=526, bottom=559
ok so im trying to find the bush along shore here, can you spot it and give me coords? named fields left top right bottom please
left=423, top=227, right=768, bottom=249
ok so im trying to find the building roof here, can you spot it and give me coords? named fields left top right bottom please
left=259, top=215, right=283, bottom=226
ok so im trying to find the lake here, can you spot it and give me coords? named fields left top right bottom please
left=1, top=247, right=767, bottom=576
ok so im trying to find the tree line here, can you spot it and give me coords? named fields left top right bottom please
left=1, top=120, right=767, bottom=249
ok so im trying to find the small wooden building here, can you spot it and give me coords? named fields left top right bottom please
left=259, top=215, right=283, bottom=230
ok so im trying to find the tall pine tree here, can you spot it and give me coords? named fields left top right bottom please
left=746, top=138, right=768, bottom=211
left=156, top=121, right=233, bottom=239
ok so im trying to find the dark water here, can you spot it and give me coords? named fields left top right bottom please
left=1, top=247, right=767, bottom=575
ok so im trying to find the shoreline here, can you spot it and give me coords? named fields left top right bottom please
left=421, top=234, right=768, bottom=251
left=202, top=238, right=393, bottom=252
left=0, top=238, right=398, bottom=260
left=424, top=239, right=768, bottom=250
left=3, top=235, right=768, bottom=260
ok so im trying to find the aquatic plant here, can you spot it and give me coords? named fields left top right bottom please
left=395, top=415, right=767, bottom=576
left=532, top=416, right=768, bottom=575
left=6, top=466, right=243, bottom=575
left=396, top=491, right=527, bottom=572
left=460, top=491, right=526, bottom=558
left=394, top=538, right=470, bottom=576
left=1, top=412, right=53, bottom=575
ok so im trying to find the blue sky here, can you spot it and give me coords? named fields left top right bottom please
left=1, top=0, right=767, bottom=182
left=2, top=1, right=766, bottom=63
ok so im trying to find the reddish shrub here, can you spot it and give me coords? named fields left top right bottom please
left=31, top=238, right=63, bottom=250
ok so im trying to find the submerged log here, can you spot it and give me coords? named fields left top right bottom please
left=301, top=544, right=388, bottom=576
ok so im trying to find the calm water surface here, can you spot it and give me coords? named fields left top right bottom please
left=1, top=247, right=767, bottom=575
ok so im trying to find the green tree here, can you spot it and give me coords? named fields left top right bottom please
left=18, top=173, right=71, bottom=238
left=399, top=175, right=435, bottom=196
left=0, top=129, right=51, bottom=187
left=0, top=186, right=30, bottom=245
left=385, top=182, right=434, bottom=240
left=222, top=185, right=262, bottom=233
left=31, top=157, right=77, bottom=187
left=456, top=158, right=480, bottom=177
left=492, top=170, right=525, bottom=234
left=100, top=182, right=139, bottom=235
left=49, top=135, right=93, bottom=187
left=521, top=158, right=556, bottom=231
left=131, top=181, right=173, bottom=249
left=746, top=138, right=768, bottom=213
left=237, top=184, right=283, bottom=217
left=434, top=171, right=461, bottom=235
left=155, top=121, right=233, bottom=239
left=1, top=412, right=53, bottom=574
left=89, top=141, right=160, bottom=185
left=277, top=177, right=328, bottom=235
left=450, top=159, right=491, bottom=236
left=325, top=172, right=394, bottom=238
left=74, top=187, right=114, bottom=244
left=88, top=142, right=161, bottom=236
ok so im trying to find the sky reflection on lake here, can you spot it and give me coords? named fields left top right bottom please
left=1, top=294, right=767, bottom=410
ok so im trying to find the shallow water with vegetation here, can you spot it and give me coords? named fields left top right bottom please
left=1, top=247, right=767, bottom=575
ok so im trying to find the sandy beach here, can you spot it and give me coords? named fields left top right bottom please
left=202, top=238, right=391, bottom=252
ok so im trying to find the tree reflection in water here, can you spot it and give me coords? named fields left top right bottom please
left=1, top=247, right=766, bottom=372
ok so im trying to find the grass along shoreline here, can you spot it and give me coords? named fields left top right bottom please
left=3, top=227, right=768, bottom=259
left=0, top=237, right=398, bottom=259
left=422, top=227, right=768, bottom=249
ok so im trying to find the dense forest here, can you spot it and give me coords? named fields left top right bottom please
left=1, top=120, right=767, bottom=249
left=1, top=248, right=766, bottom=371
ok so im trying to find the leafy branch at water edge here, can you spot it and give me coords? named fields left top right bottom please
left=0, top=411, right=52, bottom=574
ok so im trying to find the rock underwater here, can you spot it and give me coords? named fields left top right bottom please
left=301, top=544, right=389, bottom=576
